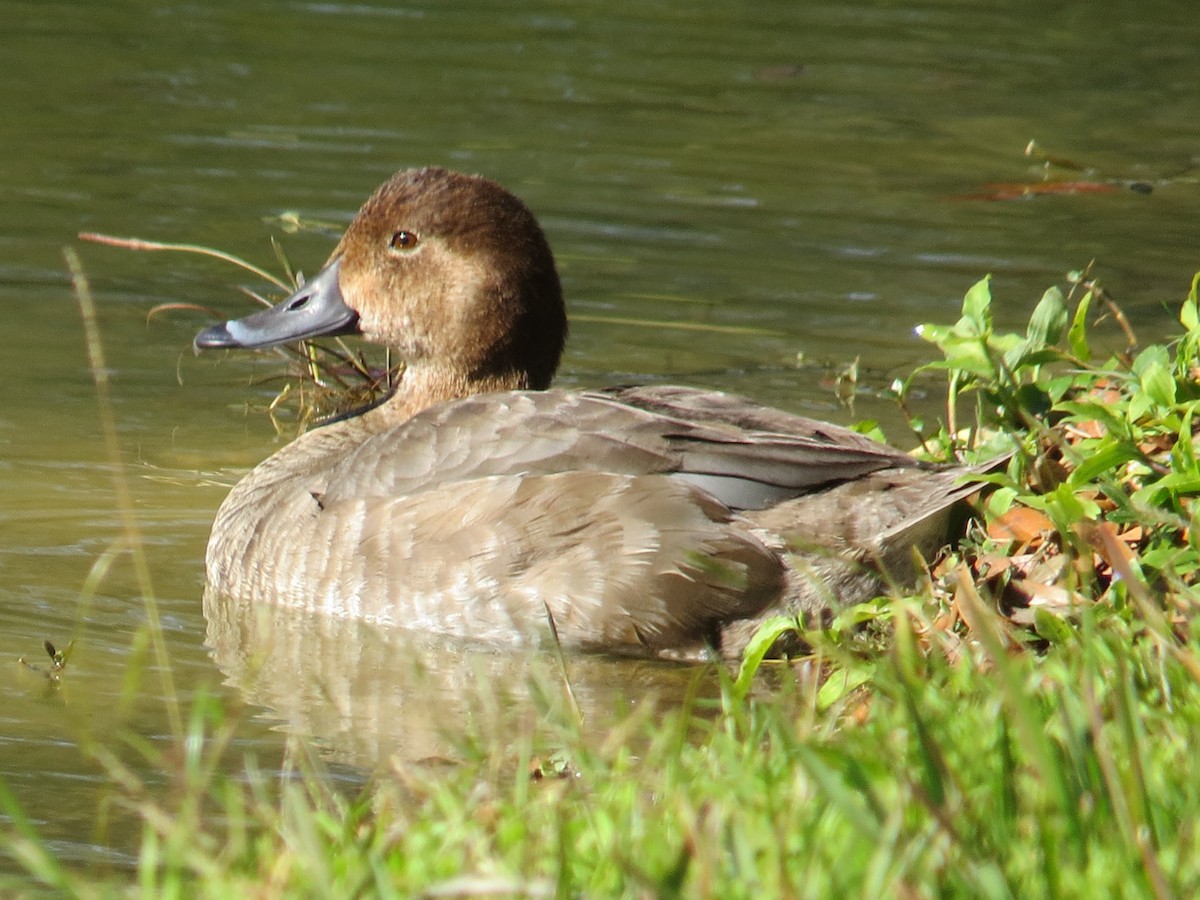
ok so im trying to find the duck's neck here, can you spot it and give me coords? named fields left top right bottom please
left=367, top=363, right=536, bottom=427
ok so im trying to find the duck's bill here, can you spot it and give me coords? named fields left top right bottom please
left=194, top=258, right=360, bottom=351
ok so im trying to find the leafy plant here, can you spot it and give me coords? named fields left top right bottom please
left=906, top=267, right=1200, bottom=642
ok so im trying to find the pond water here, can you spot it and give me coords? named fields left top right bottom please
left=2, top=0, right=1197, bottom=877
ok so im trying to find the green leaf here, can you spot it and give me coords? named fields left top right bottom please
left=1174, top=406, right=1198, bottom=474
left=1152, top=472, right=1200, bottom=493
left=915, top=321, right=953, bottom=347
left=1025, top=482, right=1102, bottom=535
left=1133, top=353, right=1177, bottom=410
left=832, top=599, right=892, bottom=629
left=1016, top=348, right=1069, bottom=368
left=1068, top=289, right=1094, bottom=361
left=1057, top=400, right=1132, bottom=441
left=817, top=663, right=875, bottom=710
left=1012, top=383, right=1054, bottom=419
left=985, top=486, right=1018, bottom=518
left=921, top=334, right=998, bottom=377
left=1033, top=608, right=1073, bottom=646
left=1141, top=543, right=1200, bottom=574
left=731, top=616, right=801, bottom=698
left=1055, top=481, right=1101, bottom=520
left=990, top=332, right=1027, bottom=355
left=1132, top=471, right=1200, bottom=506
left=1004, top=288, right=1066, bottom=373
left=1182, top=271, right=1200, bottom=331
left=1127, top=389, right=1153, bottom=423
left=959, top=276, right=994, bottom=338
left=1181, top=294, right=1198, bottom=332
left=1026, top=286, right=1068, bottom=350
left=1067, top=440, right=1141, bottom=486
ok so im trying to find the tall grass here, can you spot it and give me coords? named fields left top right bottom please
left=11, top=599, right=1195, bottom=896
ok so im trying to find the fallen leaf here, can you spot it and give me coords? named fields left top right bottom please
left=955, top=181, right=1123, bottom=202
left=989, top=506, right=1054, bottom=544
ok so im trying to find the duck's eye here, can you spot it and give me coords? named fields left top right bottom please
left=389, top=230, right=420, bottom=252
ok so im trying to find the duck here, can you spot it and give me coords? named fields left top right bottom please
left=194, top=166, right=999, bottom=661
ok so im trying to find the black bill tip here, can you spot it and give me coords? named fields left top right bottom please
left=193, top=322, right=238, bottom=351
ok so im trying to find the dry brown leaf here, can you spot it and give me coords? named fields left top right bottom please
left=988, top=506, right=1055, bottom=545
left=1011, top=578, right=1086, bottom=610
left=1066, top=419, right=1107, bottom=440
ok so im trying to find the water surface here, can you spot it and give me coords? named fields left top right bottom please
left=2, top=0, right=1197, bottom=876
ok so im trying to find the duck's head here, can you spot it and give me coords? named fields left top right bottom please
left=195, top=167, right=567, bottom=407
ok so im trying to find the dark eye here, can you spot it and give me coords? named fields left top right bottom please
left=389, top=230, right=419, bottom=252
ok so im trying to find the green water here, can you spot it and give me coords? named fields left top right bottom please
left=2, top=0, right=1197, bottom=875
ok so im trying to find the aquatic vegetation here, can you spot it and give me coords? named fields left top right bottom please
left=79, top=231, right=401, bottom=432
left=16, top=639, right=74, bottom=685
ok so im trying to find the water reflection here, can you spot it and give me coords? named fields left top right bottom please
left=204, top=589, right=718, bottom=769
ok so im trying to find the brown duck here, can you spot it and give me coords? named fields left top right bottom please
left=195, top=167, right=997, bottom=660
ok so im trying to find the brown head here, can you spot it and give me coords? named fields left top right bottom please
left=195, top=167, right=568, bottom=412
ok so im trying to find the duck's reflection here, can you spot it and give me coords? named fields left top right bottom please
left=204, top=589, right=722, bottom=769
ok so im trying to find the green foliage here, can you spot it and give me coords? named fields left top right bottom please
left=9, top=600, right=1200, bottom=897
left=902, top=268, right=1200, bottom=620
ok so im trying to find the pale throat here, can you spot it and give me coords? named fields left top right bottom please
left=365, top=358, right=535, bottom=427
